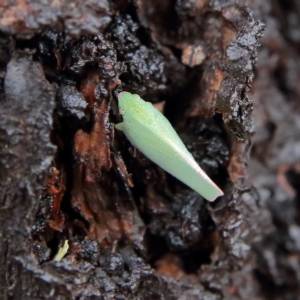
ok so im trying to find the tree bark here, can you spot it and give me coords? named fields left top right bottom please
left=0, top=1, right=299, bottom=299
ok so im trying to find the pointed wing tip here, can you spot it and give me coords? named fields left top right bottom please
left=206, top=189, right=224, bottom=202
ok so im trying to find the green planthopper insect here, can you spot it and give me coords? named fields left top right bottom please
left=115, top=92, right=223, bottom=201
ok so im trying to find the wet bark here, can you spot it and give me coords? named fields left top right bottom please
left=0, top=1, right=299, bottom=299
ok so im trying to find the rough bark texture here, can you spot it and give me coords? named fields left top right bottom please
left=0, top=0, right=299, bottom=299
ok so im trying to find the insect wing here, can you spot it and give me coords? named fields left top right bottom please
left=123, top=121, right=223, bottom=201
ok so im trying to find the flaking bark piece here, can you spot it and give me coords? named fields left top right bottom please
left=45, top=167, right=66, bottom=231
left=114, top=152, right=134, bottom=187
left=74, top=99, right=113, bottom=183
left=31, top=167, right=66, bottom=261
left=44, top=167, right=66, bottom=232
left=71, top=65, right=146, bottom=250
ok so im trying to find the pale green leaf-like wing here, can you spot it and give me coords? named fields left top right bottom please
left=145, top=102, right=189, bottom=153
left=123, top=120, right=223, bottom=201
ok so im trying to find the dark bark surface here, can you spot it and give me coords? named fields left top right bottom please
left=0, top=0, right=299, bottom=299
